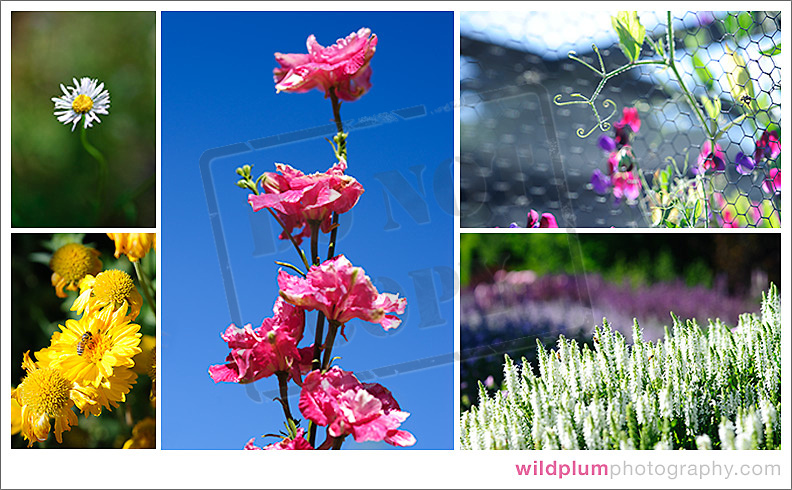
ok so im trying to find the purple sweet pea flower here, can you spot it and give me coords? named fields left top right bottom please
left=735, top=152, right=755, bottom=175
left=591, top=168, right=612, bottom=194
left=598, top=134, right=617, bottom=152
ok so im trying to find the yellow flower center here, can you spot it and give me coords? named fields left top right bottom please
left=17, top=368, right=71, bottom=417
left=50, top=243, right=96, bottom=283
left=72, top=94, right=94, bottom=113
left=81, top=329, right=112, bottom=364
left=93, top=270, right=135, bottom=308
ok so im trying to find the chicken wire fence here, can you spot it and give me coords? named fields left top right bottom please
left=460, top=10, right=782, bottom=228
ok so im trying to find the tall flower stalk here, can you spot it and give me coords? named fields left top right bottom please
left=216, top=27, right=415, bottom=451
left=52, top=77, right=111, bottom=224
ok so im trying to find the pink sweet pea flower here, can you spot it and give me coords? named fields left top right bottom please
left=614, top=107, right=641, bottom=133
left=754, top=130, right=781, bottom=162
left=274, top=28, right=378, bottom=101
left=611, top=171, right=641, bottom=201
left=278, top=255, right=406, bottom=333
left=209, top=298, right=308, bottom=384
left=695, top=141, right=725, bottom=173
left=713, top=193, right=739, bottom=228
left=248, top=161, right=364, bottom=245
left=763, top=168, right=780, bottom=195
left=245, top=429, right=314, bottom=450
left=298, top=367, right=416, bottom=447
left=526, top=209, right=559, bottom=228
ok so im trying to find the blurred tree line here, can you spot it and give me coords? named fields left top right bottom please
left=460, top=234, right=780, bottom=296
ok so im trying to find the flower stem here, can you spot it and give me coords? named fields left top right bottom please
left=332, top=435, right=346, bottom=450
left=80, top=124, right=108, bottom=224
left=321, top=321, right=340, bottom=372
left=265, top=208, right=310, bottom=271
left=309, top=220, right=321, bottom=266
left=276, top=371, right=295, bottom=423
left=133, top=259, right=156, bottom=315
left=326, top=212, right=339, bottom=260
left=665, top=10, right=712, bottom=140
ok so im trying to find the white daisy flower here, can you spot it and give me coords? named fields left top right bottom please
left=52, top=77, right=110, bottom=131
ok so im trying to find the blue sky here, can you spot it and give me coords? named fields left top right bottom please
left=162, top=11, right=454, bottom=450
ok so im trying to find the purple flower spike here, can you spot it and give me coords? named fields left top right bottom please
left=590, top=168, right=611, bottom=194
left=735, top=152, right=755, bottom=175
left=598, top=134, right=617, bottom=152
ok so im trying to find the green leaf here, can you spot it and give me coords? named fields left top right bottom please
left=611, top=11, right=646, bottom=63
left=692, top=52, right=714, bottom=90
left=760, top=43, right=781, bottom=56
left=723, top=44, right=757, bottom=113
left=725, top=11, right=755, bottom=40
left=700, top=95, right=721, bottom=121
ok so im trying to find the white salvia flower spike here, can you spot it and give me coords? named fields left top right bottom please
left=52, top=77, right=110, bottom=131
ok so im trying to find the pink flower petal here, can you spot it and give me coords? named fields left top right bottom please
left=274, top=28, right=377, bottom=101
left=298, top=367, right=415, bottom=447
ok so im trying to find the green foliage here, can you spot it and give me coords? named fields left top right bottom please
left=611, top=11, right=646, bottom=63
left=723, top=44, right=758, bottom=113
left=460, top=285, right=781, bottom=450
left=11, top=12, right=156, bottom=227
left=760, top=43, right=781, bottom=56
left=724, top=11, right=756, bottom=40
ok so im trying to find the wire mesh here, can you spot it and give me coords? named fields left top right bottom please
left=460, top=10, right=781, bottom=228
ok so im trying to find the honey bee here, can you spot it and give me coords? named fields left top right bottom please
left=77, top=332, right=93, bottom=356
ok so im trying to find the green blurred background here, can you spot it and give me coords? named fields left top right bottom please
left=11, top=12, right=156, bottom=227
left=11, top=233, right=156, bottom=448
left=460, top=233, right=781, bottom=294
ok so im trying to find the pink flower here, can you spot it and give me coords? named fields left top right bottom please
left=714, top=193, right=739, bottom=228
left=695, top=141, right=725, bottom=173
left=298, top=367, right=416, bottom=447
left=278, top=255, right=406, bottom=332
left=526, top=209, right=559, bottom=228
left=748, top=203, right=763, bottom=227
left=613, top=107, right=641, bottom=133
left=208, top=298, right=309, bottom=384
left=248, top=161, right=364, bottom=245
left=274, top=28, right=378, bottom=101
left=245, top=429, right=313, bottom=450
left=754, top=130, right=781, bottom=162
left=611, top=171, right=641, bottom=201
left=607, top=151, right=619, bottom=174
left=763, top=168, right=781, bottom=195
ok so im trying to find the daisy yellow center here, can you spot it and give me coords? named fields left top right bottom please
left=72, top=94, right=94, bottom=113
left=50, top=243, right=95, bottom=283
left=93, top=270, right=135, bottom=307
left=18, top=368, right=71, bottom=417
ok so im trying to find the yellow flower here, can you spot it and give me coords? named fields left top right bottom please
left=132, top=335, right=156, bottom=375
left=107, top=233, right=156, bottom=262
left=49, top=243, right=102, bottom=298
left=122, top=417, right=156, bottom=449
left=12, top=352, right=95, bottom=446
left=37, top=305, right=142, bottom=390
left=72, top=269, right=143, bottom=321
left=11, top=387, right=22, bottom=436
left=76, top=367, right=137, bottom=417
